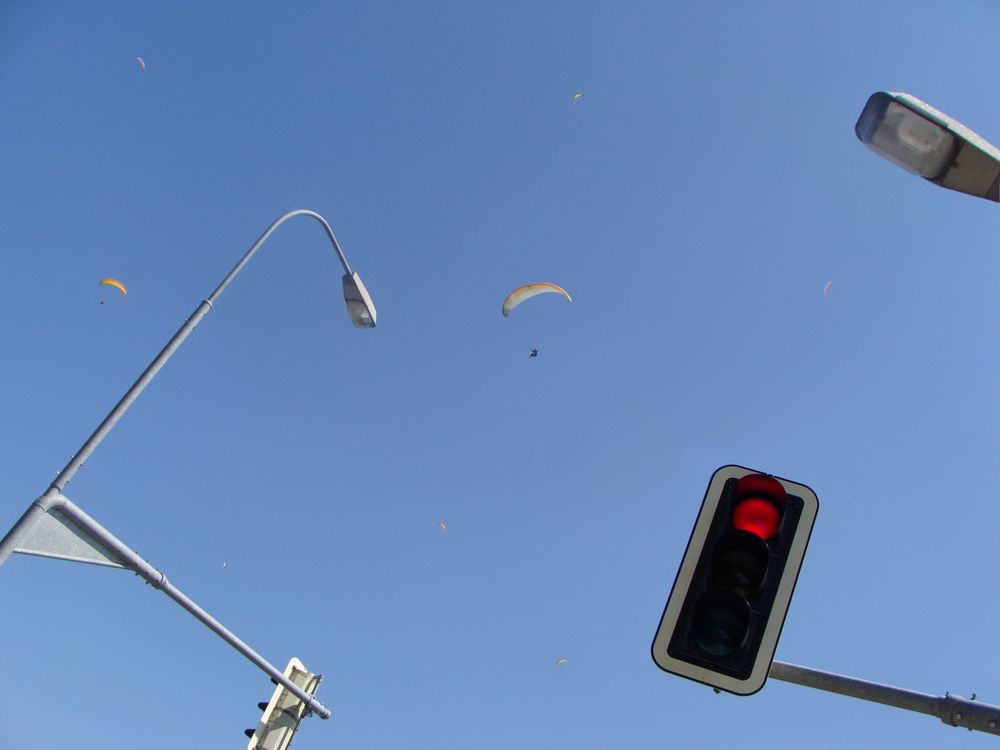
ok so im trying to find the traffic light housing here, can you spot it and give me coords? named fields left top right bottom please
left=245, top=658, right=323, bottom=750
left=651, top=465, right=818, bottom=695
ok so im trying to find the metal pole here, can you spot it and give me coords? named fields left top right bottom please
left=770, top=660, right=1000, bottom=737
left=48, top=209, right=352, bottom=495
left=45, top=494, right=332, bottom=719
left=0, top=209, right=356, bottom=720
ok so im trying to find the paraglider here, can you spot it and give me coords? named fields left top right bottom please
left=823, top=281, right=833, bottom=294
left=555, top=658, right=568, bottom=667
left=99, top=278, right=127, bottom=297
left=136, top=56, right=146, bottom=70
left=502, top=282, right=571, bottom=317
left=529, top=348, right=538, bottom=358
left=438, top=521, right=447, bottom=532
left=572, top=92, right=584, bottom=101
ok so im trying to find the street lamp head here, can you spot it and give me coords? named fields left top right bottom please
left=855, top=92, right=1000, bottom=202
left=342, top=272, right=377, bottom=328
left=855, top=92, right=957, bottom=179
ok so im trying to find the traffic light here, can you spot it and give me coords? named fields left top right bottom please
left=651, top=465, right=818, bottom=695
left=244, top=658, right=323, bottom=750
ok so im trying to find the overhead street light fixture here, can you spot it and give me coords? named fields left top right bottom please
left=343, top=271, right=376, bottom=328
left=855, top=91, right=1000, bottom=202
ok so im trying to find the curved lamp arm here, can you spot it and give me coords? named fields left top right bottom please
left=207, top=209, right=353, bottom=303
left=48, top=208, right=375, bottom=495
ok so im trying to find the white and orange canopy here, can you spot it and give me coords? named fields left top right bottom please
left=501, top=282, right=571, bottom=317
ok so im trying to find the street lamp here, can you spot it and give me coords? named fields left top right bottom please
left=47, top=208, right=375, bottom=501
left=855, top=91, right=1000, bottom=202
left=0, top=208, right=377, bottom=725
left=218, top=209, right=376, bottom=329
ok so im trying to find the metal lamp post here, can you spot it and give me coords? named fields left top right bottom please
left=855, top=91, right=1000, bottom=202
left=0, top=208, right=378, bottom=722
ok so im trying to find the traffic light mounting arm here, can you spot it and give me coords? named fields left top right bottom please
left=0, top=492, right=331, bottom=719
left=770, top=660, right=1000, bottom=738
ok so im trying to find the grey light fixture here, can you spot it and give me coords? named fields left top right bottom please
left=855, top=91, right=999, bottom=202
left=343, top=271, right=377, bottom=328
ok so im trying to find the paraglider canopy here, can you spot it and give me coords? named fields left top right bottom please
left=502, top=282, right=571, bottom=317
left=99, top=278, right=127, bottom=297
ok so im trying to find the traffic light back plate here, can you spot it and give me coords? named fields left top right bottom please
left=651, top=465, right=819, bottom=695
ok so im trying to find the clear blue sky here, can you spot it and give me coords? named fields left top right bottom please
left=2, top=2, right=999, bottom=748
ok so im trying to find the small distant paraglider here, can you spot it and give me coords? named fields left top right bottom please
left=502, top=282, right=572, bottom=317
left=823, top=281, right=833, bottom=295
left=572, top=92, right=584, bottom=101
left=99, top=278, right=127, bottom=297
left=555, top=658, right=568, bottom=667
left=136, top=56, right=146, bottom=70
left=438, top=521, right=447, bottom=532
left=529, top=348, right=538, bottom=358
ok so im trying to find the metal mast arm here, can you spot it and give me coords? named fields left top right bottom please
left=770, top=660, right=1000, bottom=737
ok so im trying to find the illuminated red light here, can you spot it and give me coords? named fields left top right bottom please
left=732, top=498, right=780, bottom=539
left=732, top=474, right=786, bottom=540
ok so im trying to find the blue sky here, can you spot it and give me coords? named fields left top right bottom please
left=2, top=2, right=999, bottom=748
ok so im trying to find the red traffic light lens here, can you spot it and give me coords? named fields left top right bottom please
left=735, top=474, right=786, bottom=505
left=732, top=498, right=781, bottom=540
left=732, top=475, right=786, bottom=540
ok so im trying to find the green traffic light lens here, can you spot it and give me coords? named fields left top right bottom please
left=691, top=591, right=750, bottom=657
